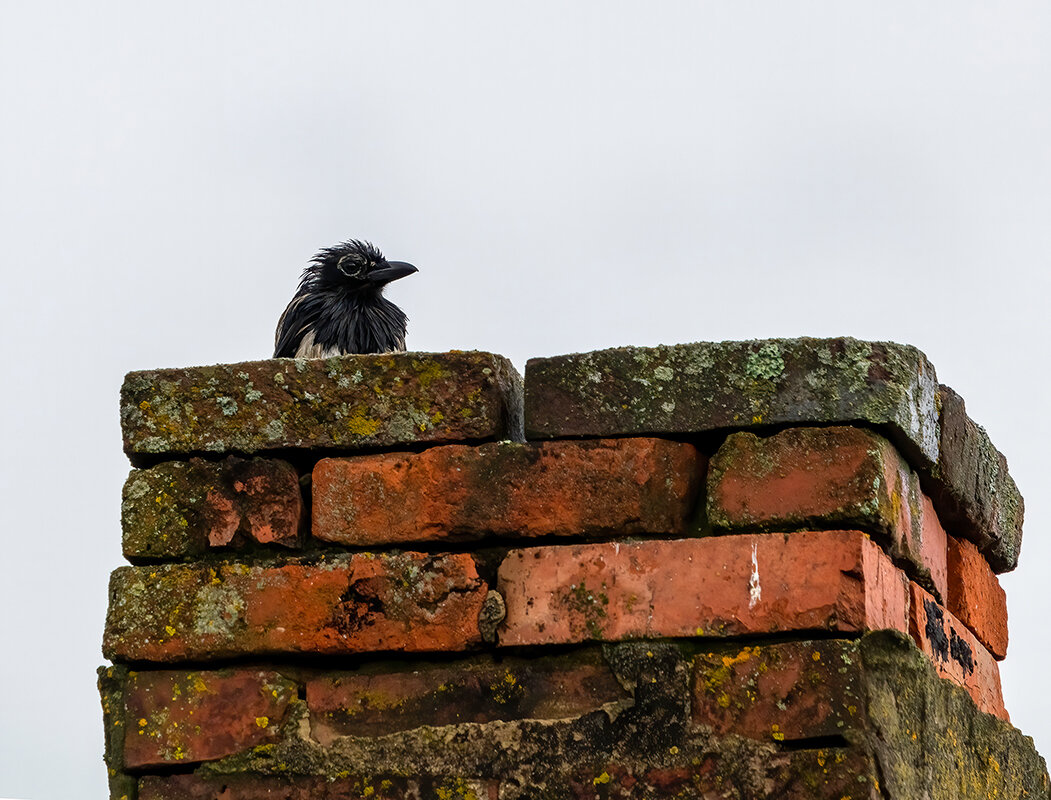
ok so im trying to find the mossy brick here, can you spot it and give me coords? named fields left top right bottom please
left=103, top=553, right=487, bottom=662
left=120, top=351, right=524, bottom=463
left=127, top=634, right=1048, bottom=800
left=858, top=631, right=1048, bottom=800
left=123, top=669, right=296, bottom=769
left=98, top=665, right=137, bottom=800
left=908, top=581, right=1006, bottom=720
left=707, top=426, right=947, bottom=600
left=690, top=640, right=866, bottom=744
left=136, top=752, right=875, bottom=799
left=122, top=456, right=302, bottom=561
left=931, top=385, right=1024, bottom=572
left=312, top=438, right=702, bottom=547
left=306, top=650, right=628, bottom=743
left=138, top=775, right=499, bottom=800
left=497, top=531, right=910, bottom=647
left=560, top=749, right=880, bottom=799
left=524, top=337, right=939, bottom=469
left=946, top=536, right=1008, bottom=659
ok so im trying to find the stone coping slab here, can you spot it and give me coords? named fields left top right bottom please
left=524, top=337, right=940, bottom=468
left=120, top=351, right=523, bottom=464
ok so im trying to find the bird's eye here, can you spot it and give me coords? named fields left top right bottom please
left=336, top=255, right=365, bottom=277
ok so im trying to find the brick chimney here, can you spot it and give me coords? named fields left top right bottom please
left=100, top=339, right=1048, bottom=799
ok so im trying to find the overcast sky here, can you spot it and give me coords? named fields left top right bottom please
left=2, top=3, right=1050, bottom=797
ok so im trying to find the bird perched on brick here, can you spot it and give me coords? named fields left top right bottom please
left=274, top=239, right=418, bottom=358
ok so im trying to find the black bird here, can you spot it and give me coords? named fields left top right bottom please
left=274, top=239, right=418, bottom=358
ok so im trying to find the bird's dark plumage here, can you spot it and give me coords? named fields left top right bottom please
left=274, top=239, right=418, bottom=358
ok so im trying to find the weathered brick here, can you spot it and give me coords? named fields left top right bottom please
left=563, top=749, right=880, bottom=800
left=707, top=426, right=948, bottom=600
left=138, top=775, right=499, bottom=800
left=312, top=438, right=702, bottom=546
left=908, top=582, right=1006, bottom=720
left=946, top=536, right=1008, bottom=660
left=122, top=669, right=296, bottom=768
left=497, top=531, right=909, bottom=647
left=690, top=640, right=865, bottom=743
left=306, top=651, right=627, bottom=744
left=124, top=633, right=1048, bottom=800
left=122, top=457, right=302, bottom=560
left=932, top=386, right=1024, bottom=572
left=120, top=351, right=523, bottom=464
left=104, top=553, right=487, bottom=662
left=524, top=337, right=940, bottom=469
left=98, top=665, right=137, bottom=800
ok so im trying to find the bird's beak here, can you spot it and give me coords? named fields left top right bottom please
left=369, top=261, right=418, bottom=284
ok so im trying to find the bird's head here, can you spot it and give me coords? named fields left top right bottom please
left=312, top=239, right=418, bottom=290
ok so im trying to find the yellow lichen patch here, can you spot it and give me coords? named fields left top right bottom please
left=346, top=407, right=383, bottom=436
left=716, top=693, right=731, bottom=708
left=722, top=646, right=758, bottom=668
left=593, top=772, right=612, bottom=785
left=771, top=724, right=785, bottom=742
left=413, top=360, right=448, bottom=390
left=255, top=716, right=269, bottom=728
left=435, top=777, right=481, bottom=800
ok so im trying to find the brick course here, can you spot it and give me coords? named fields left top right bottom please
left=104, top=553, right=487, bottom=662
left=497, top=531, right=909, bottom=647
left=312, top=438, right=702, bottom=546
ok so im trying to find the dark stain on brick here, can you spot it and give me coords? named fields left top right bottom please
left=950, top=628, right=975, bottom=676
left=923, top=597, right=950, bottom=662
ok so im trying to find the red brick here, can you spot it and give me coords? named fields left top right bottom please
left=104, top=553, right=487, bottom=662
left=565, top=749, right=879, bottom=799
left=122, top=457, right=303, bottom=560
left=123, top=669, right=295, bottom=768
left=908, top=582, right=1006, bottom=720
left=312, top=438, right=702, bottom=546
left=497, top=531, right=909, bottom=647
left=690, top=640, right=864, bottom=742
left=946, top=536, right=1008, bottom=660
left=707, top=426, right=948, bottom=600
left=138, top=774, right=499, bottom=800
left=306, top=652, right=626, bottom=744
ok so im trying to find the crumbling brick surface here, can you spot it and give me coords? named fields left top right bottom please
left=114, top=634, right=1047, bottom=800
left=103, top=553, right=487, bottom=662
left=312, top=438, right=702, bottom=546
left=122, top=456, right=303, bottom=560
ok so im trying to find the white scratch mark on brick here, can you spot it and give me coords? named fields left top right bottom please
left=749, top=541, right=761, bottom=609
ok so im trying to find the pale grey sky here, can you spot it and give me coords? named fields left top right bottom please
left=2, top=3, right=1050, bottom=797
